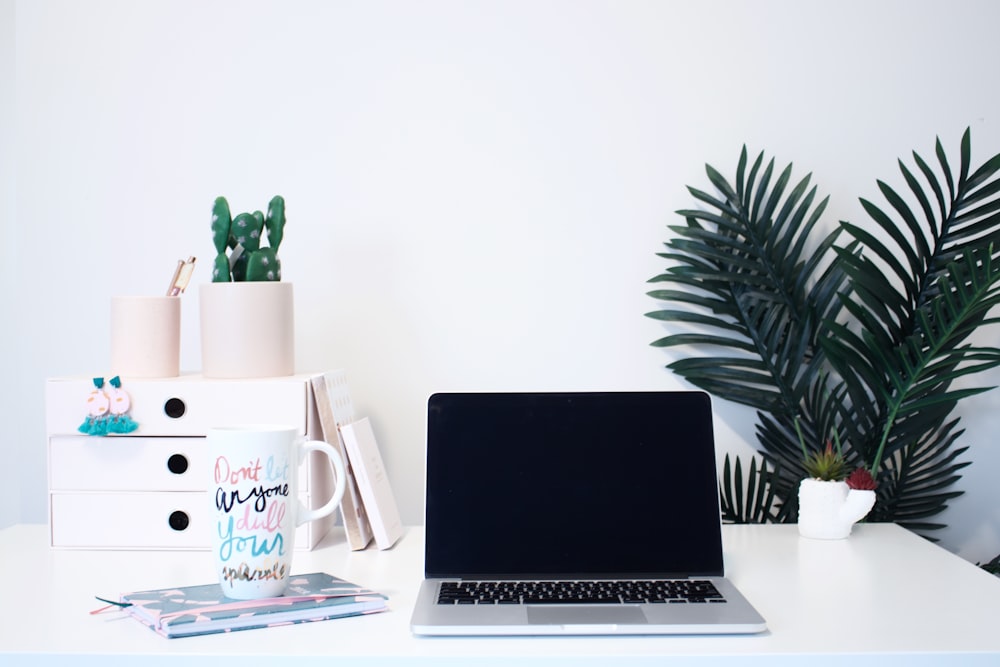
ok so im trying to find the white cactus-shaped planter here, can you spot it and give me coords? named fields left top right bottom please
left=798, top=478, right=876, bottom=540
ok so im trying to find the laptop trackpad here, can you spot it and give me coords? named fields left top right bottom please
left=528, top=606, right=647, bottom=626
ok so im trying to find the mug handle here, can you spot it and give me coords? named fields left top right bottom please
left=295, top=439, right=348, bottom=526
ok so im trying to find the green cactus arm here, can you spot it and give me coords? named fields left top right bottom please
left=265, top=195, right=286, bottom=251
left=210, top=196, right=286, bottom=282
left=231, top=212, right=263, bottom=253
left=211, top=253, right=232, bottom=282
left=231, top=253, right=248, bottom=281
left=245, top=247, right=281, bottom=281
left=211, top=197, right=231, bottom=255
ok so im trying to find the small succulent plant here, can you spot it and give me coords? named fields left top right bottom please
left=794, top=417, right=847, bottom=481
left=211, top=195, right=286, bottom=282
left=845, top=467, right=878, bottom=490
left=795, top=417, right=878, bottom=488
left=802, top=440, right=847, bottom=481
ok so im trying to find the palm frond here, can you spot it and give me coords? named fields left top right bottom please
left=646, top=147, right=844, bottom=420
left=871, top=416, right=970, bottom=536
left=718, top=454, right=791, bottom=524
left=979, top=553, right=1000, bottom=576
left=650, top=129, right=1000, bottom=537
left=824, top=245, right=1000, bottom=476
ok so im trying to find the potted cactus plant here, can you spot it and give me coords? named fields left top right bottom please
left=199, top=195, right=295, bottom=378
left=210, top=195, right=285, bottom=283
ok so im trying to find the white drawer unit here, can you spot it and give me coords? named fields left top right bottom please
left=45, top=373, right=336, bottom=550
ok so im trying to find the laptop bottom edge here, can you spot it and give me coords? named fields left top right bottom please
left=409, top=578, right=768, bottom=637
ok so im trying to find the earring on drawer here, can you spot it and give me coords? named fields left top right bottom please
left=79, top=377, right=111, bottom=435
left=78, top=376, right=139, bottom=436
left=106, top=375, right=138, bottom=434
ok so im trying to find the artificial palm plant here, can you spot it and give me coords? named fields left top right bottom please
left=646, top=129, right=1000, bottom=537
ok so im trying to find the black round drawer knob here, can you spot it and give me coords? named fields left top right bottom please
left=168, top=511, right=190, bottom=531
left=164, top=397, right=186, bottom=419
left=167, top=454, right=189, bottom=475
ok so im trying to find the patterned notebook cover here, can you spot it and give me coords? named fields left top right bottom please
left=121, top=572, right=388, bottom=638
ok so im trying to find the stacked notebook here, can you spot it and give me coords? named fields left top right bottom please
left=311, top=371, right=404, bottom=550
left=120, top=572, right=387, bottom=638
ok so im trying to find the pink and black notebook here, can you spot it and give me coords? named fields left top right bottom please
left=121, top=572, right=387, bottom=638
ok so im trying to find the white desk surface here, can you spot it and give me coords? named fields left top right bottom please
left=2, top=522, right=999, bottom=666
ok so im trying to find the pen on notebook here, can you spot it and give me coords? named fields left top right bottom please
left=166, top=256, right=197, bottom=296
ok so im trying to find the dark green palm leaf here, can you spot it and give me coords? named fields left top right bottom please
left=824, top=133, right=1000, bottom=525
left=824, top=246, right=1000, bottom=477
left=871, top=412, right=970, bottom=536
left=650, top=130, right=1000, bottom=536
left=647, top=149, right=843, bottom=420
left=718, top=453, right=791, bottom=524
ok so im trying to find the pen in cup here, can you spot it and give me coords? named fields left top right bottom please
left=167, top=256, right=197, bottom=296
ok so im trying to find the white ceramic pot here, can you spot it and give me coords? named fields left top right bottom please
left=797, top=478, right=876, bottom=540
left=199, top=281, right=295, bottom=378
left=110, top=295, right=181, bottom=378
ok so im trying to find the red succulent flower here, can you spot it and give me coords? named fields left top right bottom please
left=846, top=467, right=877, bottom=490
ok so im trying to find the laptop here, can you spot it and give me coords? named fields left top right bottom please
left=410, top=391, right=767, bottom=636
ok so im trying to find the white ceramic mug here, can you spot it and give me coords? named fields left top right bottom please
left=207, top=425, right=346, bottom=599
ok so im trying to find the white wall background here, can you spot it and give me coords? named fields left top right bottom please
left=4, top=0, right=1000, bottom=565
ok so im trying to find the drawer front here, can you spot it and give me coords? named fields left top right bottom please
left=49, top=436, right=313, bottom=492
left=50, top=492, right=324, bottom=550
left=50, top=436, right=206, bottom=491
left=46, top=374, right=315, bottom=436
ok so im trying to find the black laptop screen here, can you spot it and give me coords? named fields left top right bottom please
left=424, top=391, right=725, bottom=579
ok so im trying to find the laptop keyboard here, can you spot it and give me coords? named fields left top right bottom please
left=437, top=579, right=726, bottom=605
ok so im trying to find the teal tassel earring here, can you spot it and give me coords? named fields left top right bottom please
left=79, top=377, right=111, bottom=435
left=79, top=376, right=139, bottom=435
left=106, top=376, right=138, bottom=434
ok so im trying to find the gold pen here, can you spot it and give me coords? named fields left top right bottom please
left=166, top=256, right=197, bottom=296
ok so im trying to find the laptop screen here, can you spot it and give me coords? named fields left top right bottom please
left=424, top=391, right=725, bottom=579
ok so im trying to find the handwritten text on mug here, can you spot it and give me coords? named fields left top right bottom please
left=213, top=454, right=291, bottom=578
